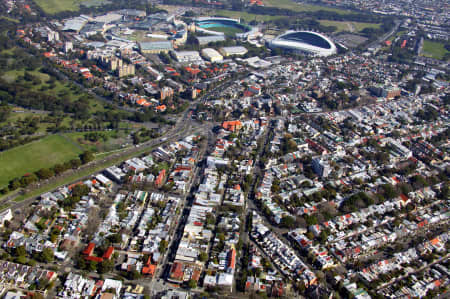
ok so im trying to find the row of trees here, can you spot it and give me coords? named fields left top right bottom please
left=10, top=244, right=54, bottom=264
left=1, top=151, right=94, bottom=195
left=130, top=109, right=175, bottom=125
left=132, top=128, right=160, bottom=145
left=0, top=134, right=42, bottom=152
left=0, top=78, right=92, bottom=120
left=84, top=131, right=109, bottom=142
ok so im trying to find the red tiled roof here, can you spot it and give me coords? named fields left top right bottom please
left=83, top=242, right=95, bottom=256
left=399, top=194, right=409, bottom=202
left=192, top=269, right=201, bottom=281
left=142, top=264, right=156, bottom=275
left=155, top=169, right=166, bottom=187
left=170, top=262, right=184, bottom=280
left=102, top=246, right=114, bottom=260
left=46, top=271, right=55, bottom=280
left=228, top=248, right=236, bottom=270
left=430, top=238, right=439, bottom=245
left=86, top=256, right=103, bottom=263
left=222, top=120, right=242, bottom=132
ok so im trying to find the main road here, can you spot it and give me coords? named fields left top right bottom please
left=366, top=20, right=401, bottom=50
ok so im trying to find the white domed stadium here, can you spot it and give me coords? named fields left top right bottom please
left=269, top=31, right=337, bottom=57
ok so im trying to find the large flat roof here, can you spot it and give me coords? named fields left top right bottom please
left=139, top=41, right=173, bottom=51
left=62, top=17, right=88, bottom=32
left=220, top=46, right=248, bottom=55
left=196, top=35, right=226, bottom=44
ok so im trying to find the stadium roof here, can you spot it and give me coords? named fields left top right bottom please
left=269, top=31, right=337, bottom=57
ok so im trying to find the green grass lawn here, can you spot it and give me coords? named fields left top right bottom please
left=0, top=135, right=83, bottom=188
left=11, top=133, right=167, bottom=203
left=319, top=20, right=349, bottom=32
left=3, top=69, right=65, bottom=93
left=319, top=20, right=380, bottom=33
left=33, top=0, right=81, bottom=14
left=0, top=48, right=17, bottom=55
left=263, top=0, right=350, bottom=13
left=0, top=16, right=19, bottom=23
left=11, top=126, right=188, bottom=203
left=81, top=0, right=111, bottom=7
left=213, top=9, right=284, bottom=22
left=422, top=39, right=449, bottom=60
left=1, top=69, right=29, bottom=83
left=0, top=110, right=36, bottom=123
left=352, top=22, right=380, bottom=31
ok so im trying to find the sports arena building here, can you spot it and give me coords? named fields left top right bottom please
left=194, top=17, right=258, bottom=39
left=269, top=31, right=337, bottom=57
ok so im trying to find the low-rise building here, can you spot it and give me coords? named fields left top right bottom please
left=173, top=51, right=202, bottom=63
left=201, top=48, right=223, bottom=62
left=219, top=46, right=248, bottom=57
left=196, top=35, right=226, bottom=45
left=0, top=209, right=13, bottom=227
left=139, top=41, right=173, bottom=54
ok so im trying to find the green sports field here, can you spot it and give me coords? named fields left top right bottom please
left=33, top=0, right=111, bottom=14
left=213, top=9, right=284, bottom=22
left=206, top=26, right=245, bottom=36
left=33, top=0, right=81, bottom=14
left=422, top=39, right=449, bottom=61
left=263, top=0, right=350, bottom=14
left=352, top=22, right=380, bottom=31
left=0, top=135, right=83, bottom=188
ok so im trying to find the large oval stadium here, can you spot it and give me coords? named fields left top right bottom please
left=194, top=17, right=257, bottom=39
left=269, top=31, right=337, bottom=57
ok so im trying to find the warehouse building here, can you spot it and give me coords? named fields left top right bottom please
left=173, top=51, right=203, bottom=63
left=62, top=16, right=90, bottom=32
left=139, top=41, right=173, bottom=54
left=201, top=48, right=223, bottom=62
left=196, top=35, right=226, bottom=46
left=219, top=46, right=248, bottom=57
